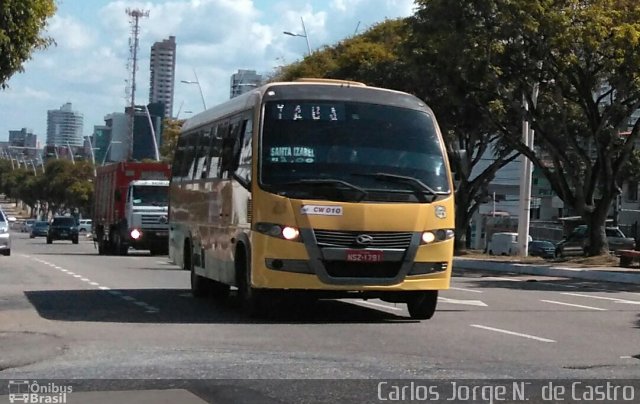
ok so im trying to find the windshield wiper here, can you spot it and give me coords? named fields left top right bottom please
left=352, top=172, right=439, bottom=202
left=278, top=179, right=368, bottom=202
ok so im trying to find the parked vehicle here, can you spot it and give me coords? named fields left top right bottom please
left=555, top=225, right=635, bottom=257
left=47, top=216, right=79, bottom=244
left=30, top=221, right=50, bottom=238
left=487, top=232, right=532, bottom=256
left=93, top=162, right=170, bottom=256
left=78, top=219, right=92, bottom=233
left=528, top=240, right=556, bottom=259
left=0, top=209, right=12, bottom=256
left=21, top=219, right=36, bottom=233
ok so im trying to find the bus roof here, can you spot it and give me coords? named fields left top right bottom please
left=180, top=79, right=432, bottom=133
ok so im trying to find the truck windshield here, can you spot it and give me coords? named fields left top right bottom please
left=259, top=100, right=450, bottom=202
left=132, top=186, right=168, bottom=206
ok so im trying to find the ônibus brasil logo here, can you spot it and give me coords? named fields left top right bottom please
left=8, top=380, right=72, bottom=404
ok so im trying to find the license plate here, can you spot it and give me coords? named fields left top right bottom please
left=60, top=232, right=68, bottom=236
left=346, top=249, right=383, bottom=262
left=156, top=231, right=167, bottom=236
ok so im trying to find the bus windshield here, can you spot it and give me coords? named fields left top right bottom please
left=260, top=100, right=450, bottom=202
left=132, top=185, right=169, bottom=206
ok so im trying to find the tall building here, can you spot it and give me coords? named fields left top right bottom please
left=46, top=103, right=84, bottom=147
left=91, top=126, right=112, bottom=166
left=8, top=128, right=37, bottom=157
left=230, top=69, right=262, bottom=98
left=149, top=36, right=176, bottom=119
left=128, top=102, right=164, bottom=161
left=103, top=112, right=129, bottom=163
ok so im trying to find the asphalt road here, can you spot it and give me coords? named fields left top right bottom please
left=1, top=230, right=639, bottom=403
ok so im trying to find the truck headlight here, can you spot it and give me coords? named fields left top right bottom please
left=130, top=229, right=142, bottom=240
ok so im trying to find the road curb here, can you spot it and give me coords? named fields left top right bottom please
left=454, top=257, right=640, bottom=285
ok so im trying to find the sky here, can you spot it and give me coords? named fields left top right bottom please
left=0, top=0, right=417, bottom=142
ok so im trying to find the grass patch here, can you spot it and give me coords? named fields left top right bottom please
left=455, top=250, right=619, bottom=267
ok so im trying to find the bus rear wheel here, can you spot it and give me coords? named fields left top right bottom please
left=186, top=241, right=208, bottom=298
left=406, top=291, right=438, bottom=320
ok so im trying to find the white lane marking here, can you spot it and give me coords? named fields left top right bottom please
left=540, top=300, right=607, bottom=311
left=534, top=282, right=580, bottom=289
left=356, top=300, right=403, bottom=311
left=28, top=257, right=159, bottom=313
left=471, top=324, right=556, bottom=343
left=439, top=297, right=487, bottom=307
left=482, top=277, right=522, bottom=282
left=561, top=292, right=640, bottom=305
left=449, top=287, right=483, bottom=293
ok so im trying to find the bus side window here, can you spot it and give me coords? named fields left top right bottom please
left=219, top=120, right=242, bottom=179
left=194, top=128, right=210, bottom=180
left=171, top=135, right=188, bottom=182
left=234, top=118, right=252, bottom=187
left=216, top=123, right=232, bottom=178
left=183, top=133, right=198, bottom=181
left=206, top=125, right=222, bottom=179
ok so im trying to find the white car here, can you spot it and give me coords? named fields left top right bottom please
left=21, top=219, right=36, bottom=233
left=0, top=209, right=13, bottom=256
left=78, top=219, right=92, bottom=234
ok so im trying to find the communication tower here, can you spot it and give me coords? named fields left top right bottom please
left=125, top=8, right=149, bottom=161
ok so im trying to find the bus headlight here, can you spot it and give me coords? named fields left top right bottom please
left=421, top=229, right=454, bottom=244
left=255, top=222, right=301, bottom=241
left=130, top=229, right=142, bottom=240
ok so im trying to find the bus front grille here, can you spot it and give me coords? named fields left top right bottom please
left=323, top=261, right=401, bottom=278
left=314, top=229, right=413, bottom=249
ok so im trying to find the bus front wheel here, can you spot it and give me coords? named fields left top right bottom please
left=406, top=291, right=438, bottom=320
left=236, top=247, right=267, bottom=318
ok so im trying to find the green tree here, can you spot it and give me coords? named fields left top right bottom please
left=0, top=0, right=57, bottom=88
left=38, top=159, right=92, bottom=216
left=160, top=118, right=184, bottom=162
left=411, top=0, right=640, bottom=255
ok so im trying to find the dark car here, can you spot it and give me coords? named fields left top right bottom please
left=555, top=225, right=635, bottom=257
left=528, top=240, right=556, bottom=259
left=30, top=221, right=50, bottom=238
left=47, top=216, right=79, bottom=244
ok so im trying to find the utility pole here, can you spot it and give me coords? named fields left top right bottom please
left=126, top=8, right=149, bottom=162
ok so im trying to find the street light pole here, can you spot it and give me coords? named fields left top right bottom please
left=101, top=141, right=122, bottom=166
left=300, top=16, right=311, bottom=56
left=86, top=136, right=98, bottom=176
left=142, top=105, right=160, bottom=161
left=181, top=69, right=206, bottom=111
left=517, top=82, right=541, bottom=258
left=283, top=16, right=311, bottom=57
left=66, top=142, right=75, bottom=165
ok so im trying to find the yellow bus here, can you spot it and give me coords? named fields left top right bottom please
left=169, top=79, right=455, bottom=319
